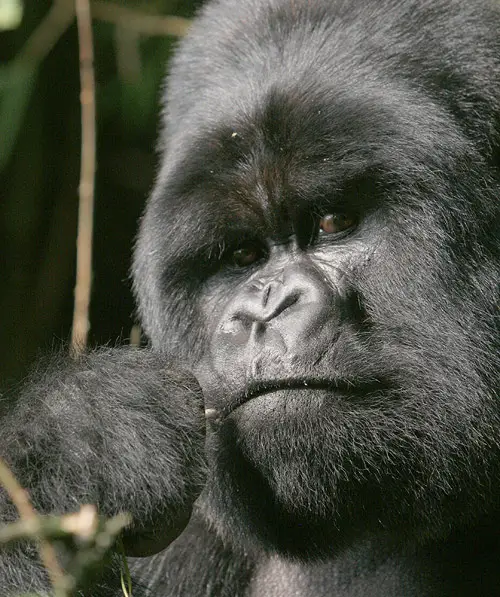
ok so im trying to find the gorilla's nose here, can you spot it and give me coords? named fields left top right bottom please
left=214, top=260, right=334, bottom=357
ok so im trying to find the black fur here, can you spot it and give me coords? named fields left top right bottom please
left=0, top=350, right=206, bottom=594
left=2, top=0, right=500, bottom=595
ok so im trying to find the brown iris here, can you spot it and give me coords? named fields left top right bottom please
left=232, top=244, right=261, bottom=267
left=319, top=213, right=357, bottom=235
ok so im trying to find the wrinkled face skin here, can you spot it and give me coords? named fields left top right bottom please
left=133, top=1, right=500, bottom=557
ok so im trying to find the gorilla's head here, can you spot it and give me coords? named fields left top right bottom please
left=133, top=0, right=500, bottom=556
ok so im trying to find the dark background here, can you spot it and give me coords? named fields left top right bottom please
left=0, top=0, right=203, bottom=387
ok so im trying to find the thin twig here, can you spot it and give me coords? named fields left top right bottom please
left=0, top=458, right=67, bottom=593
left=91, top=1, right=190, bottom=37
left=17, top=0, right=75, bottom=67
left=0, top=459, right=35, bottom=520
left=12, top=0, right=188, bottom=71
left=71, top=0, right=97, bottom=356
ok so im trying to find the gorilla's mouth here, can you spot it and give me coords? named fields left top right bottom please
left=219, top=378, right=390, bottom=419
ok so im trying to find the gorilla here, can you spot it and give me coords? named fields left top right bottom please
left=1, top=0, right=499, bottom=595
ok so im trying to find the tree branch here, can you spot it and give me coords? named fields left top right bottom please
left=71, top=0, right=97, bottom=356
left=0, top=458, right=67, bottom=594
left=17, top=0, right=75, bottom=67
left=91, top=1, right=190, bottom=37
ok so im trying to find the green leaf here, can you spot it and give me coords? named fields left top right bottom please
left=0, top=63, right=36, bottom=171
left=0, top=0, right=23, bottom=30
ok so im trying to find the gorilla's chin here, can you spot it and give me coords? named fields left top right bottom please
left=202, top=388, right=374, bottom=555
left=203, top=385, right=499, bottom=558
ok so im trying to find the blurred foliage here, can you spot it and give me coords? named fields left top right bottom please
left=0, top=505, right=130, bottom=597
left=0, top=0, right=203, bottom=386
left=0, top=63, right=34, bottom=170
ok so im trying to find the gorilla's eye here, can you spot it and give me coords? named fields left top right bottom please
left=319, top=213, right=357, bottom=236
left=232, top=243, right=263, bottom=267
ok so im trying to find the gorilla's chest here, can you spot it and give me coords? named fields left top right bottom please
left=248, top=557, right=336, bottom=597
left=247, top=553, right=425, bottom=597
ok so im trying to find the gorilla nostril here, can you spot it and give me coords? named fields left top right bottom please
left=268, top=291, right=300, bottom=319
left=252, top=321, right=266, bottom=337
left=262, top=284, right=272, bottom=307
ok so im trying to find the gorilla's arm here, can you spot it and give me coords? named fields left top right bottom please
left=0, top=348, right=207, bottom=595
left=126, top=515, right=255, bottom=597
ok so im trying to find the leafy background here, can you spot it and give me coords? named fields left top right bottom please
left=0, top=0, right=202, bottom=386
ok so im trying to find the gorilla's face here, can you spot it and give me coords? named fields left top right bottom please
left=133, top=2, right=500, bottom=556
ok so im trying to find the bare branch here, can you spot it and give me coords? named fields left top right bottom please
left=0, top=457, right=67, bottom=594
left=71, top=0, right=97, bottom=356
left=17, top=0, right=75, bottom=67
left=91, top=1, right=191, bottom=37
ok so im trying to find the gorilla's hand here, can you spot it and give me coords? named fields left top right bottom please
left=0, top=348, right=207, bottom=559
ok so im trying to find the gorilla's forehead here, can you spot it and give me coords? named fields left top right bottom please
left=150, top=0, right=484, bottom=264
left=155, top=78, right=461, bottom=234
left=165, top=0, right=473, bottom=136
left=162, top=0, right=477, bottom=171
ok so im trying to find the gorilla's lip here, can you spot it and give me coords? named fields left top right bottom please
left=219, top=378, right=389, bottom=419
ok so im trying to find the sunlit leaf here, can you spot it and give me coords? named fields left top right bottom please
left=0, top=0, right=23, bottom=30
